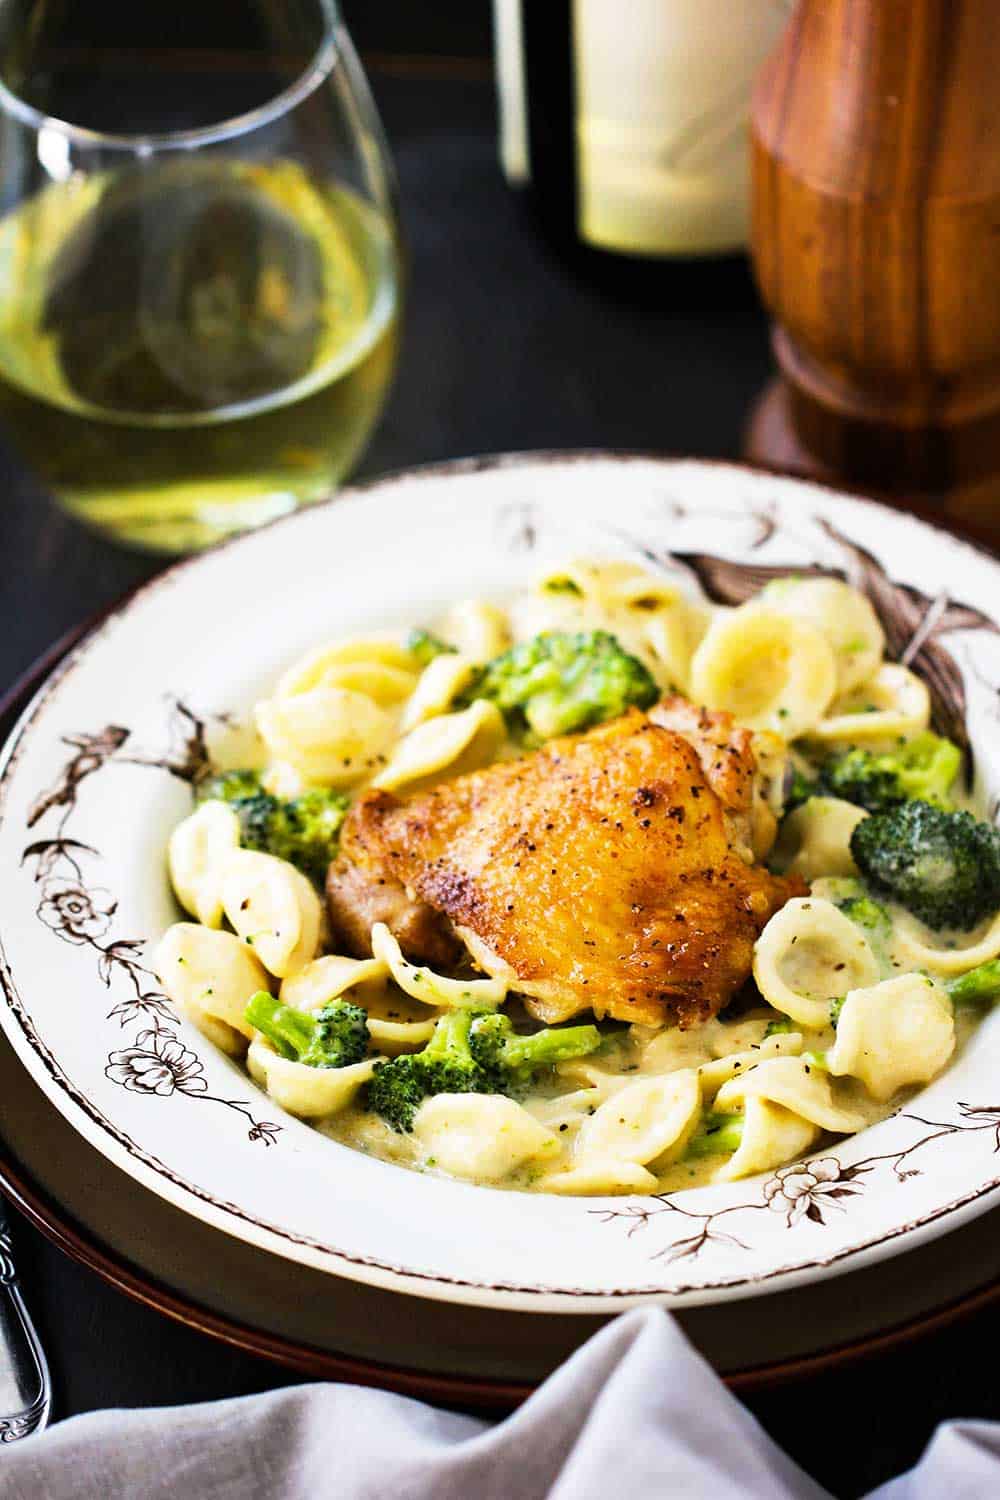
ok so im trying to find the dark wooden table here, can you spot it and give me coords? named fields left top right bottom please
left=2, top=62, right=997, bottom=1500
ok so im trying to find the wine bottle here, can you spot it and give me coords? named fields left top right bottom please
left=494, top=0, right=791, bottom=261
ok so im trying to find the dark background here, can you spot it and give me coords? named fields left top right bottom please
left=3, top=6, right=995, bottom=1497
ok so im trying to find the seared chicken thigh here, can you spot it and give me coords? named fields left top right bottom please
left=330, top=707, right=800, bottom=1027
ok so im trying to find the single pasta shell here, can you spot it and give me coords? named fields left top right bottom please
left=221, top=849, right=322, bottom=979
left=771, top=797, right=868, bottom=883
left=412, top=1094, right=560, bottom=1180
left=544, top=1158, right=659, bottom=1196
left=276, top=638, right=417, bottom=698
left=689, top=605, right=837, bottom=739
left=762, top=577, right=885, bottom=694
left=167, top=799, right=241, bottom=928
left=255, top=686, right=396, bottom=786
left=438, top=600, right=511, bottom=662
left=370, top=921, right=507, bottom=1009
left=754, top=896, right=880, bottom=1031
left=247, top=1041, right=377, bottom=1119
left=153, top=922, right=271, bottom=1054
left=372, top=700, right=506, bottom=792
left=715, top=1097, right=819, bottom=1183
left=827, top=974, right=955, bottom=1102
left=575, top=1069, right=701, bottom=1168
left=807, top=663, right=930, bottom=744
left=400, top=653, right=479, bottom=733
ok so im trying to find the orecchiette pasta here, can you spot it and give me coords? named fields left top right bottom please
left=762, top=577, right=885, bottom=694
left=370, top=922, right=507, bottom=1009
left=220, top=849, right=322, bottom=979
left=689, top=605, right=838, bottom=738
left=827, top=974, right=955, bottom=1101
left=808, top=663, right=930, bottom=744
left=438, top=600, right=511, bottom=663
left=247, top=1040, right=377, bottom=1118
left=412, top=1093, right=560, bottom=1180
left=553, top=1058, right=634, bottom=1096
left=167, top=799, right=241, bottom=928
left=280, top=954, right=388, bottom=1009
left=715, top=1098, right=820, bottom=1183
left=771, top=797, right=868, bottom=882
left=153, top=922, right=271, bottom=1056
left=891, top=909, right=1000, bottom=976
left=399, top=653, right=480, bottom=733
left=276, top=638, right=418, bottom=699
left=697, top=1032, right=804, bottom=1098
left=575, top=1069, right=701, bottom=1168
left=714, top=1055, right=866, bottom=1134
left=525, top=1086, right=606, bottom=1135
left=544, top=1158, right=660, bottom=1195
left=256, top=686, right=397, bottom=786
left=639, top=1026, right=715, bottom=1074
left=372, top=700, right=506, bottom=792
left=754, top=897, right=880, bottom=1030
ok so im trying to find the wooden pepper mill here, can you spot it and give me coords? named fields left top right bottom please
left=745, top=0, right=1000, bottom=544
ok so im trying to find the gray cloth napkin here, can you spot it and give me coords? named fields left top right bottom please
left=0, top=1307, right=989, bottom=1499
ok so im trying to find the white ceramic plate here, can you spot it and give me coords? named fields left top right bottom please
left=4, top=454, right=1000, bottom=1313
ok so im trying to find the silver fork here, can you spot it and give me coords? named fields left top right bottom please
left=0, top=1196, right=51, bottom=1442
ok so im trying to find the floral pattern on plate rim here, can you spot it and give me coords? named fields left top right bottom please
left=21, top=703, right=281, bottom=1146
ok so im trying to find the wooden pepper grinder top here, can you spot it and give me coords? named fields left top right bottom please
left=745, top=0, right=1000, bottom=543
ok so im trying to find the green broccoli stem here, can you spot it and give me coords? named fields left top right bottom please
left=685, top=1112, right=744, bottom=1159
left=944, top=959, right=1000, bottom=1009
left=501, top=1023, right=601, bottom=1072
left=424, top=1007, right=478, bottom=1061
left=244, top=991, right=315, bottom=1061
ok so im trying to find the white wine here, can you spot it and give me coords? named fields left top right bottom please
left=0, top=159, right=400, bottom=551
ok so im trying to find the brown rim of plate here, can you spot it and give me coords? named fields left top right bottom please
left=3, top=451, right=1000, bottom=1403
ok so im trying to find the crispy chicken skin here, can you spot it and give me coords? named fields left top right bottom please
left=650, top=695, right=782, bottom=860
left=334, top=708, right=801, bottom=1027
left=649, top=696, right=755, bottom=814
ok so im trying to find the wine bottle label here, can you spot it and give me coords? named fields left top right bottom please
left=570, top=0, right=790, bottom=256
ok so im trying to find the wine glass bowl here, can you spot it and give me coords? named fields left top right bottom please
left=0, top=0, right=402, bottom=552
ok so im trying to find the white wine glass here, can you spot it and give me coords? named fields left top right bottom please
left=0, top=0, right=402, bottom=552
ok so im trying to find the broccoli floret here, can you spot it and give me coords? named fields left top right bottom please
left=406, top=628, right=457, bottom=667
left=851, top=800, right=1000, bottom=932
left=366, top=1009, right=601, bottom=1132
left=467, top=1012, right=601, bottom=1093
left=195, top=767, right=265, bottom=804
left=685, top=1111, right=744, bottom=1159
left=265, top=788, right=350, bottom=885
left=244, top=992, right=370, bottom=1068
left=365, top=1009, right=495, bottom=1132
left=462, top=629, right=658, bottom=741
left=833, top=881, right=892, bottom=949
left=944, top=958, right=1000, bottom=1009
left=231, top=791, right=284, bottom=853
left=764, top=1018, right=795, bottom=1038
left=829, top=995, right=846, bottom=1028
left=195, top=771, right=348, bottom=886
left=819, top=732, right=962, bottom=814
